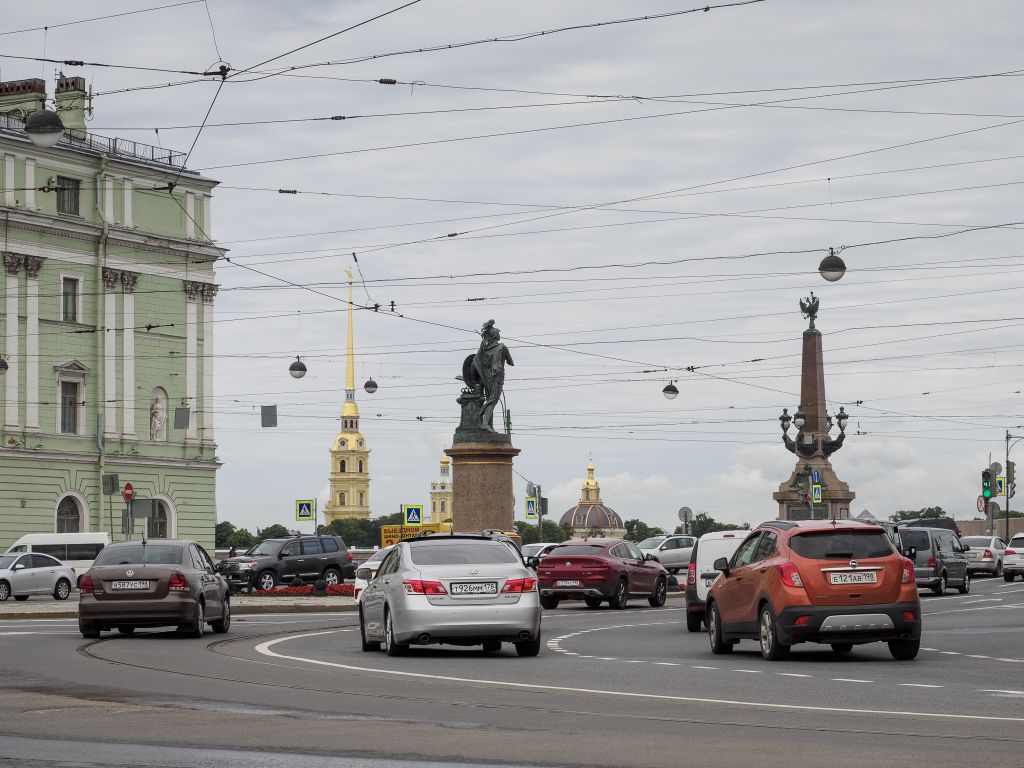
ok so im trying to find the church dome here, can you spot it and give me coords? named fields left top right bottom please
left=558, top=458, right=624, bottom=534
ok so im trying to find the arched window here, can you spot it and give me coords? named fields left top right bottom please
left=440, top=500, right=446, bottom=513
left=575, top=512, right=584, bottom=525
left=432, top=500, right=437, bottom=514
left=148, top=502, right=168, bottom=538
left=358, top=460, right=364, bottom=473
left=339, top=460, right=346, bottom=473
left=339, top=492, right=346, bottom=505
left=56, top=496, right=80, bottom=533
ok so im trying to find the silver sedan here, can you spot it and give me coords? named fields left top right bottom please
left=961, top=536, right=1007, bottom=576
left=0, top=552, right=76, bottom=601
left=359, top=536, right=542, bottom=657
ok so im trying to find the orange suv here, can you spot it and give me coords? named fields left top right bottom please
left=705, top=520, right=920, bottom=661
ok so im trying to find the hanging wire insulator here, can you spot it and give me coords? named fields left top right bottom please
left=378, top=78, right=398, bottom=85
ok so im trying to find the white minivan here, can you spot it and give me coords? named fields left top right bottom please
left=5, top=533, right=111, bottom=574
left=683, top=531, right=746, bottom=632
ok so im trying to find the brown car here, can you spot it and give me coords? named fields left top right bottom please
left=78, top=539, right=230, bottom=638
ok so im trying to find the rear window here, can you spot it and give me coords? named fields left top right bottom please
left=93, top=544, right=183, bottom=566
left=67, top=543, right=103, bottom=560
left=321, top=538, right=339, bottom=553
left=409, top=541, right=519, bottom=566
left=961, top=537, right=991, bottom=547
left=637, top=538, right=665, bottom=549
left=898, top=529, right=930, bottom=550
left=1009, top=537, right=1024, bottom=549
left=789, top=531, right=894, bottom=559
left=547, top=545, right=607, bottom=557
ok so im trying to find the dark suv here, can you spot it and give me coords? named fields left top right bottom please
left=217, top=536, right=354, bottom=592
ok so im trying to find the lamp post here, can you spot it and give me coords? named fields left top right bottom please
left=778, top=404, right=849, bottom=458
left=1004, top=431, right=1024, bottom=540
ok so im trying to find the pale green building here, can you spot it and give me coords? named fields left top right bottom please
left=0, top=75, right=221, bottom=551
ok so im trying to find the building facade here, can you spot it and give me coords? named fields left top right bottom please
left=558, top=459, right=626, bottom=538
left=429, top=456, right=453, bottom=523
left=324, top=272, right=370, bottom=522
left=0, top=77, right=221, bottom=551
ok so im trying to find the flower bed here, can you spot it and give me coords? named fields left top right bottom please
left=254, top=584, right=354, bottom=597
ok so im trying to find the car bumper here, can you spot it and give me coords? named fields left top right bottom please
left=538, top=581, right=613, bottom=601
left=219, top=570, right=256, bottom=588
left=684, top=585, right=704, bottom=614
left=776, top=601, right=921, bottom=646
left=394, top=598, right=542, bottom=645
left=968, top=559, right=999, bottom=573
left=78, top=595, right=199, bottom=627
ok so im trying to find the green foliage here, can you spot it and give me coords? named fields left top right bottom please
left=584, top=526, right=606, bottom=538
left=255, top=524, right=291, bottom=542
left=623, top=519, right=665, bottom=542
left=318, top=513, right=407, bottom=548
left=514, top=520, right=570, bottom=545
left=215, top=521, right=236, bottom=548
left=689, top=512, right=747, bottom=539
left=889, top=506, right=947, bottom=523
left=227, top=528, right=256, bottom=550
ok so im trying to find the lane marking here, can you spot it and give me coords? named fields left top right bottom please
left=960, top=598, right=1002, bottom=605
left=899, top=683, right=944, bottom=688
left=940, top=651, right=961, bottom=656
left=732, top=669, right=763, bottom=674
left=981, top=689, right=1024, bottom=695
left=655, top=662, right=680, bottom=666
left=691, top=665, right=719, bottom=670
left=832, top=678, right=873, bottom=683
left=256, top=630, right=1024, bottom=723
left=776, top=673, right=812, bottom=678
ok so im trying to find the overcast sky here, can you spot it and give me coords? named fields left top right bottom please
left=4, top=0, right=1024, bottom=533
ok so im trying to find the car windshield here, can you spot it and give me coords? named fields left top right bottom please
left=547, top=545, right=607, bottom=557
left=409, top=541, right=519, bottom=565
left=0, top=554, right=18, bottom=569
left=93, top=544, right=183, bottom=566
left=899, top=530, right=930, bottom=549
left=1009, top=537, right=1024, bottom=549
left=637, top=537, right=665, bottom=549
left=961, top=537, right=991, bottom=547
left=521, top=544, right=544, bottom=557
left=245, top=540, right=282, bottom=557
left=789, top=531, right=894, bottom=559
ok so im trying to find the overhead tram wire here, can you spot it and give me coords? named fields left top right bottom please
left=0, top=1, right=205, bottom=36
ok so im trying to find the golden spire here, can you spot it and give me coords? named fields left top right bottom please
left=345, top=268, right=355, bottom=392
left=580, top=456, right=601, bottom=504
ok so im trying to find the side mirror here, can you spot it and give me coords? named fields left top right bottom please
left=713, top=557, right=730, bottom=575
left=644, top=553, right=657, bottom=562
left=961, top=545, right=970, bottom=552
left=525, top=556, right=540, bottom=569
left=12, top=563, right=24, bottom=571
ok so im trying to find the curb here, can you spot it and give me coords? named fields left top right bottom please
left=0, top=601, right=359, bottom=621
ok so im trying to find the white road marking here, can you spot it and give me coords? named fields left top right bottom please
left=899, top=683, right=944, bottom=688
left=655, top=662, right=680, bottom=666
left=691, top=665, right=720, bottom=670
left=967, top=655, right=991, bottom=659
left=733, top=669, right=762, bottom=674
left=776, top=673, right=812, bottom=678
left=940, top=651, right=961, bottom=655
left=981, top=689, right=1024, bottom=695
left=960, top=598, right=1002, bottom=605
left=832, top=678, right=873, bottom=683
left=257, top=631, right=1024, bottom=723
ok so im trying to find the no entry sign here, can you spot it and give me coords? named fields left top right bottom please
left=123, top=482, right=135, bottom=503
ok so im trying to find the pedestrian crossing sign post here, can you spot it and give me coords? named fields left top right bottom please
left=525, top=497, right=538, bottom=519
left=296, top=499, right=315, bottom=527
left=811, top=484, right=822, bottom=504
left=403, top=504, right=424, bottom=527
left=997, top=477, right=1006, bottom=496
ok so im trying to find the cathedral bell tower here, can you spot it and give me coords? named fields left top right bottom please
left=324, top=270, right=371, bottom=522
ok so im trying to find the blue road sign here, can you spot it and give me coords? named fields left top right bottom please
left=525, top=497, right=538, bottom=519
left=811, top=467, right=821, bottom=484
left=811, top=484, right=822, bottom=504
left=296, top=500, right=314, bottom=521
left=403, top=505, right=424, bottom=526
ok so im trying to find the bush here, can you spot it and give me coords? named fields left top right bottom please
left=254, top=584, right=354, bottom=597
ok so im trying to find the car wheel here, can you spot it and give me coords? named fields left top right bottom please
left=648, top=577, right=667, bottom=608
left=830, top=643, right=853, bottom=653
left=117, top=626, right=135, bottom=635
left=515, top=631, right=541, bottom=657
left=759, top=604, right=791, bottom=661
left=609, top=578, right=629, bottom=610
left=686, top=611, right=703, bottom=633
left=482, top=640, right=502, bottom=653
left=13, top=595, right=28, bottom=602
left=932, top=572, right=946, bottom=596
left=957, top=570, right=971, bottom=594
left=79, top=619, right=100, bottom=639
left=359, top=607, right=380, bottom=652
left=0, top=581, right=9, bottom=601
left=888, top=638, right=920, bottom=660
left=1005, top=572, right=1015, bottom=583
left=53, top=578, right=72, bottom=601
left=256, top=571, right=277, bottom=591
left=179, top=601, right=205, bottom=638
left=211, top=598, right=231, bottom=634
left=322, top=568, right=341, bottom=586
left=540, top=595, right=560, bottom=610
left=707, top=602, right=733, bottom=655
left=584, top=596, right=603, bottom=609
left=383, top=610, right=408, bottom=657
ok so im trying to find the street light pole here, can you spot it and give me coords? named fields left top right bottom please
left=1005, top=431, right=1024, bottom=541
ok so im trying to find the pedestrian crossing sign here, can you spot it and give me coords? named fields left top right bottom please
left=997, top=477, right=1006, bottom=496
left=403, top=504, right=424, bottom=526
left=811, top=484, right=822, bottom=504
left=525, top=497, right=538, bottom=519
left=296, top=500, right=314, bottom=521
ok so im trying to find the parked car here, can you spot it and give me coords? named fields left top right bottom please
left=78, top=539, right=230, bottom=638
left=354, top=546, right=393, bottom=602
left=1004, top=534, right=1024, bottom=581
left=683, top=530, right=746, bottom=632
left=961, top=536, right=1006, bottom=577
left=0, top=553, right=76, bottom=602
left=705, top=520, right=922, bottom=661
left=638, top=535, right=697, bottom=574
left=536, top=538, right=668, bottom=610
left=899, top=526, right=971, bottom=595
left=5, top=532, right=110, bottom=574
left=216, top=535, right=355, bottom=591
left=358, top=534, right=542, bottom=656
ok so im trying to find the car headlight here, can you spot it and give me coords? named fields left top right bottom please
left=240, top=561, right=257, bottom=569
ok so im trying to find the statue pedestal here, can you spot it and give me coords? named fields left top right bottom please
left=773, top=458, right=855, bottom=521
left=445, top=440, right=520, bottom=532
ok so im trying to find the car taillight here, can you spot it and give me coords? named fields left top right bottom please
left=168, top=571, right=190, bottom=592
left=1007, top=548, right=1018, bottom=555
left=927, top=556, right=937, bottom=568
left=982, top=549, right=993, bottom=560
left=501, top=578, right=537, bottom=593
left=403, top=579, right=447, bottom=595
left=80, top=574, right=95, bottom=594
left=687, top=562, right=697, bottom=586
left=778, top=561, right=804, bottom=588
left=348, top=552, right=354, bottom=561
left=794, top=615, right=811, bottom=626
left=902, top=558, right=914, bottom=584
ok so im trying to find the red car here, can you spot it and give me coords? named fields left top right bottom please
left=536, top=538, right=669, bottom=609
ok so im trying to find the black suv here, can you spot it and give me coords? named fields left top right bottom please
left=217, top=536, right=355, bottom=592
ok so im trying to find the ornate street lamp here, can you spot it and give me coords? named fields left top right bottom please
left=777, top=402, right=850, bottom=458
left=288, top=356, right=307, bottom=379
left=24, top=109, right=65, bottom=148
left=662, top=381, right=679, bottom=400
left=818, top=248, right=847, bottom=282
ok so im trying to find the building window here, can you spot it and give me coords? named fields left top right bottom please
left=56, top=497, right=80, bottom=533
left=358, top=460, right=364, bottom=473
left=440, top=500, right=446, bottom=513
left=339, top=460, right=346, bottom=473
left=56, top=176, right=80, bottom=215
left=339, top=492, right=346, bottom=505
left=358, top=492, right=365, bottom=506
left=62, top=277, right=79, bottom=322
left=60, top=381, right=79, bottom=434
left=148, top=503, right=169, bottom=538
left=432, top=501, right=437, bottom=514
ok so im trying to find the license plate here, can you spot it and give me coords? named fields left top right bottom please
left=829, top=572, right=877, bottom=585
left=556, top=580, right=582, bottom=587
left=450, top=582, right=497, bottom=595
left=112, top=580, right=150, bottom=590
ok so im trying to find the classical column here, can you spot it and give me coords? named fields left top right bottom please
left=24, top=255, right=44, bottom=432
left=201, top=284, right=218, bottom=444
left=183, top=281, right=202, bottom=441
left=3, top=154, right=14, bottom=207
left=121, top=272, right=139, bottom=438
left=202, top=194, right=212, bottom=241
left=104, top=175, right=115, bottom=224
left=2, top=252, right=24, bottom=430
left=24, top=159, right=35, bottom=209
left=102, top=267, right=120, bottom=437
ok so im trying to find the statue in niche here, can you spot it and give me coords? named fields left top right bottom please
left=149, top=392, right=167, bottom=441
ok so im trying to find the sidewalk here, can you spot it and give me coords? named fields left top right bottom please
left=0, top=592, right=358, bottom=620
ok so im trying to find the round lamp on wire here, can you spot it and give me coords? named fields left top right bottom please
left=662, top=381, right=679, bottom=400
left=364, top=378, right=378, bottom=394
left=818, top=249, right=847, bottom=282
left=288, top=356, right=307, bottom=379
left=24, top=109, right=65, bottom=148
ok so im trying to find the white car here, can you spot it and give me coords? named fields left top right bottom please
left=1005, top=534, right=1024, bottom=581
left=682, top=531, right=746, bottom=632
left=354, top=546, right=393, bottom=602
left=0, top=552, right=76, bottom=602
left=521, top=543, right=561, bottom=561
left=638, top=535, right=697, bottom=574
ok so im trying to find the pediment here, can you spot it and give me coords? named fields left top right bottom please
left=54, top=359, right=92, bottom=375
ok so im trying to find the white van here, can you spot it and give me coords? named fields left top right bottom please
left=5, top=533, right=111, bottom=573
left=683, top=530, right=747, bottom=632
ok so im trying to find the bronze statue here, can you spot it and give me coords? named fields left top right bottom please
left=472, top=320, right=514, bottom=431
left=799, top=292, right=820, bottom=331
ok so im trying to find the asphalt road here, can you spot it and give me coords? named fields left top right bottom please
left=2, top=578, right=1023, bottom=768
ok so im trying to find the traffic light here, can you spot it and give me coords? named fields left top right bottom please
left=982, top=469, right=993, bottom=499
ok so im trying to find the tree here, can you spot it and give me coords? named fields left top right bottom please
left=255, top=523, right=291, bottom=541
left=318, top=512, right=407, bottom=548
left=890, top=506, right=947, bottom=523
left=584, top=526, right=606, bottom=538
left=689, top=512, right=747, bottom=539
left=227, top=528, right=256, bottom=550
left=624, top=519, right=665, bottom=542
left=215, top=521, right=236, bottom=548
left=514, top=520, right=571, bottom=545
